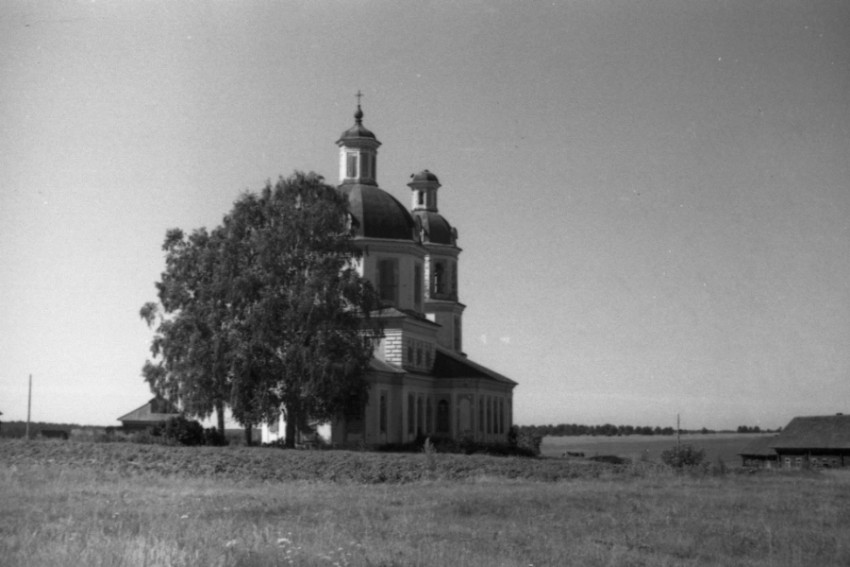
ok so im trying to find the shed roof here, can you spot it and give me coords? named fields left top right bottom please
left=770, top=415, right=850, bottom=450
left=739, top=435, right=779, bottom=457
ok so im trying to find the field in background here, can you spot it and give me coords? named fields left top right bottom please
left=2, top=439, right=849, bottom=566
left=542, top=433, right=772, bottom=466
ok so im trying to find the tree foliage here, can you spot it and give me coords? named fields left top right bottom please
left=660, top=444, right=706, bottom=469
left=518, top=423, right=677, bottom=438
left=141, top=172, right=382, bottom=446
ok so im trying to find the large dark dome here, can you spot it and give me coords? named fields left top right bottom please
left=340, top=183, right=415, bottom=241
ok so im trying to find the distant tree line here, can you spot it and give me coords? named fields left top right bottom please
left=517, top=423, right=677, bottom=437
left=517, top=423, right=780, bottom=437
left=0, top=421, right=104, bottom=439
left=736, top=425, right=779, bottom=433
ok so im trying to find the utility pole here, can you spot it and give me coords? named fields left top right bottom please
left=26, top=374, right=32, bottom=439
left=677, top=413, right=681, bottom=451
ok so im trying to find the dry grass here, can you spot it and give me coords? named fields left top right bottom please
left=542, top=433, right=772, bottom=465
left=1, top=440, right=849, bottom=566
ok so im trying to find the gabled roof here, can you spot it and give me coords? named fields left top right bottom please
left=739, top=435, right=779, bottom=457
left=770, top=415, right=850, bottom=450
left=117, top=397, right=180, bottom=423
left=432, top=346, right=517, bottom=386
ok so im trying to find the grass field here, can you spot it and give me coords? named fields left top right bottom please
left=1, top=439, right=849, bottom=566
left=541, top=433, right=770, bottom=466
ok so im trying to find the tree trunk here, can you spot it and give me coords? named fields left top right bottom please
left=244, top=423, right=253, bottom=446
left=216, top=401, right=225, bottom=435
left=284, top=409, right=297, bottom=449
left=284, top=405, right=298, bottom=449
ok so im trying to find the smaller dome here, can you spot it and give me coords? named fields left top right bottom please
left=338, top=105, right=377, bottom=142
left=410, top=169, right=440, bottom=184
left=413, top=210, right=455, bottom=245
left=339, top=123, right=376, bottom=141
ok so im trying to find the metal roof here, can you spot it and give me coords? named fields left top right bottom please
left=340, top=183, right=416, bottom=241
left=117, top=397, right=180, bottom=423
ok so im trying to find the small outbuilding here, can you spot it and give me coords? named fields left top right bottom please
left=739, top=435, right=779, bottom=469
left=769, top=414, right=850, bottom=469
left=117, top=396, right=180, bottom=432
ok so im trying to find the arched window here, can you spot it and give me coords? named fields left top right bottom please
left=432, top=262, right=445, bottom=295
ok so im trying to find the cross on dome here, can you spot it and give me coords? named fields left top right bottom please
left=355, top=90, right=364, bottom=123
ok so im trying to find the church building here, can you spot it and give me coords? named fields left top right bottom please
left=263, top=102, right=517, bottom=446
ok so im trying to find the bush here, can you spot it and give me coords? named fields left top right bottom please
left=152, top=416, right=206, bottom=446
left=511, top=426, right=542, bottom=456
left=660, top=444, right=706, bottom=468
left=203, top=427, right=228, bottom=446
left=588, top=454, right=630, bottom=465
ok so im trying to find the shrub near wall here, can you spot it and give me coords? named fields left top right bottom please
left=150, top=416, right=223, bottom=446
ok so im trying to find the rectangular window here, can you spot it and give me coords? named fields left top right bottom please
left=479, top=398, right=484, bottom=433
left=378, top=259, right=398, bottom=305
left=346, top=152, right=358, bottom=178
left=451, top=262, right=458, bottom=296
left=360, top=153, right=371, bottom=179
left=499, top=399, right=505, bottom=434
left=407, top=394, right=415, bottom=435
left=436, top=399, right=450, bottom=434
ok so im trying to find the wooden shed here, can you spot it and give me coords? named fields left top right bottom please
left=770, top=414, right=850, bottom=469
left=739, top=435, right=779, bottom=469
left=117, top=396, right=180, bottom=432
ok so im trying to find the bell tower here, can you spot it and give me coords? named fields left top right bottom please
left=336, top=91, right=380, bottom=186
left=408, top=170, right=465, bottom=354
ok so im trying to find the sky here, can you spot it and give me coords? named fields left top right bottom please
left=1, top=0, right=848, bottom=431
